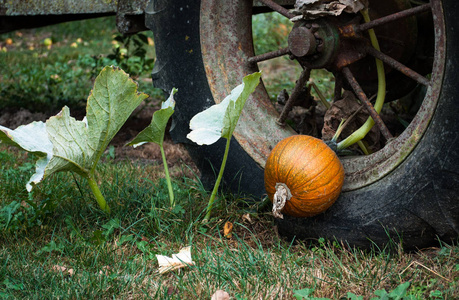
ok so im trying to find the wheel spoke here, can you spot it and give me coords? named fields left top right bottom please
left=333, top=71, right=343, bottom=101
left=342, top=67, right=393, bottom=141
left=277, top=67, right=311, bottom=126
left=248, top=47, right=290, bottom=64
left=356, top=3, right=431, bottom=32
left=257, top=0, right=295, bottom=19
left=365, top=46, right=430, bottom=86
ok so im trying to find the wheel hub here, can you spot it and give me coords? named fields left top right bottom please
left=288, top=19, right=340, bottom=69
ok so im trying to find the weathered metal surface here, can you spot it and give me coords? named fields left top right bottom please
left=200, top=0, right=443, bottom=191
left=257, top=0, right=295, bottom=19
left=248, top=47, right=290, bottom=64
left=0, top=0, right=117, bottom=15
left=342, top=66, right=394, bottom=141
left=341, top=0, right=445, bottom=190
left=333, top=71, right=343, bottom=100
left=254, top=0, right=293, bottom=7
left=295, top=19, right=340, bottom=69
left=117, top=0, right=148, bottom=15
left=366, top=46, right=430, bottom=86
left=357, top=3, right=431, bottom=32
left=0, top=0, right=148, bottom=34
left=116, top=0, right=149, bottom=34
left=332, top=38, right=367, bottom=70
left=347, top=0, right=418, bottom=93
left=277, top=67, right=311, bottom=125
left=116, top=14, right=147, bottom=34
left=0, top=0, right=147, bottom=15
left=288, top=26, right=317, bottom=57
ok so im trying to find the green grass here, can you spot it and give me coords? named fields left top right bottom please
left=1, top=145, right=458, bottom=299
left=0, top=16, right=160, bottom=115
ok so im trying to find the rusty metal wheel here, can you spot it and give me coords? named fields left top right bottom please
left=146, top=0, right=459, bottom=248
left=200, top=0, right=441, bottom=191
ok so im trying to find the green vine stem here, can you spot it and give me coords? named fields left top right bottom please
left=332, top=119, right=346, bottom=142
left=160, top=144, right=175, bottom=207
left=337, top=9, right=386, bottom=151
left=357, top=140, right=370, bottom=155
left=203, top=135, right=231, bottom=222
left=87, top=174, right=110, bottom=213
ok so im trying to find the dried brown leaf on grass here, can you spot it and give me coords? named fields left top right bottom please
left=223, top=221, right=233, bottom=239
left=401, top=260, right=452, bottom=282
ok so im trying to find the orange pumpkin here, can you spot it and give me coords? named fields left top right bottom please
left=264, top=135, right=344, bottom=218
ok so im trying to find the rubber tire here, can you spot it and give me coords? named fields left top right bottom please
left=146, top=0, right=459, bottom=249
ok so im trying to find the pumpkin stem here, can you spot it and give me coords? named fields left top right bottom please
left=273, top=183, right=292, bottom=219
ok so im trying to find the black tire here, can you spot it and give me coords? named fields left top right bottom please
left=146, top=0, right=459, bottom=249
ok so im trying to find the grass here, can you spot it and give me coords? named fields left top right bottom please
left=1, top=145, right=458, bottom=299
left=0, top=16, right=160, bottom=115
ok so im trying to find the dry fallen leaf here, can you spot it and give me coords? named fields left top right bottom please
left=242, top=213, right=254, bottom=224
left=211, top=290, right=230, bottom=300
left=223, top=221, right=233, bottom=239
left=293, top=0, right=367, bottom=20
left=156, top=246, right=194, bottom=274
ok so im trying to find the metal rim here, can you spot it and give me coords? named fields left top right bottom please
left=199, top=0, right=445, bottom=191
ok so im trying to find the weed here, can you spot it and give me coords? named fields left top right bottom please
left=252, top=12, right=291, bottom=56
left=108, top=32, right=155, bottom=78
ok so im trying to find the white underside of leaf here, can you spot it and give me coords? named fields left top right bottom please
left=27, top=155, right=52, bottom=192
left=186, top=128, right=222, bottom=145
left=187, top=95, right=231, bottom=145
left=186, top=72, right=261, bottom=145
left=0, top=121, right=53, bottom=191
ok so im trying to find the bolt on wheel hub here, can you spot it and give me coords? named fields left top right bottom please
left=288, top=19, right=340, bottom=69
left=288, top=26, right=317, bottom=57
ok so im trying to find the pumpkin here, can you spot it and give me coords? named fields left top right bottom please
left=264, top=135, right=344, bottom=218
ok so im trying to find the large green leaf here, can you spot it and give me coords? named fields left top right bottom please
left=85, top=67, right=148, bottom=167
left=222, top=72, right=262, bottom=139
left=44, top=107, right=95, bottom=177
left=0, top=66, right=148, bottom=191
left=186, top=72, right=261, bottom=145
left=45, top=66, right=148, bottom=177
